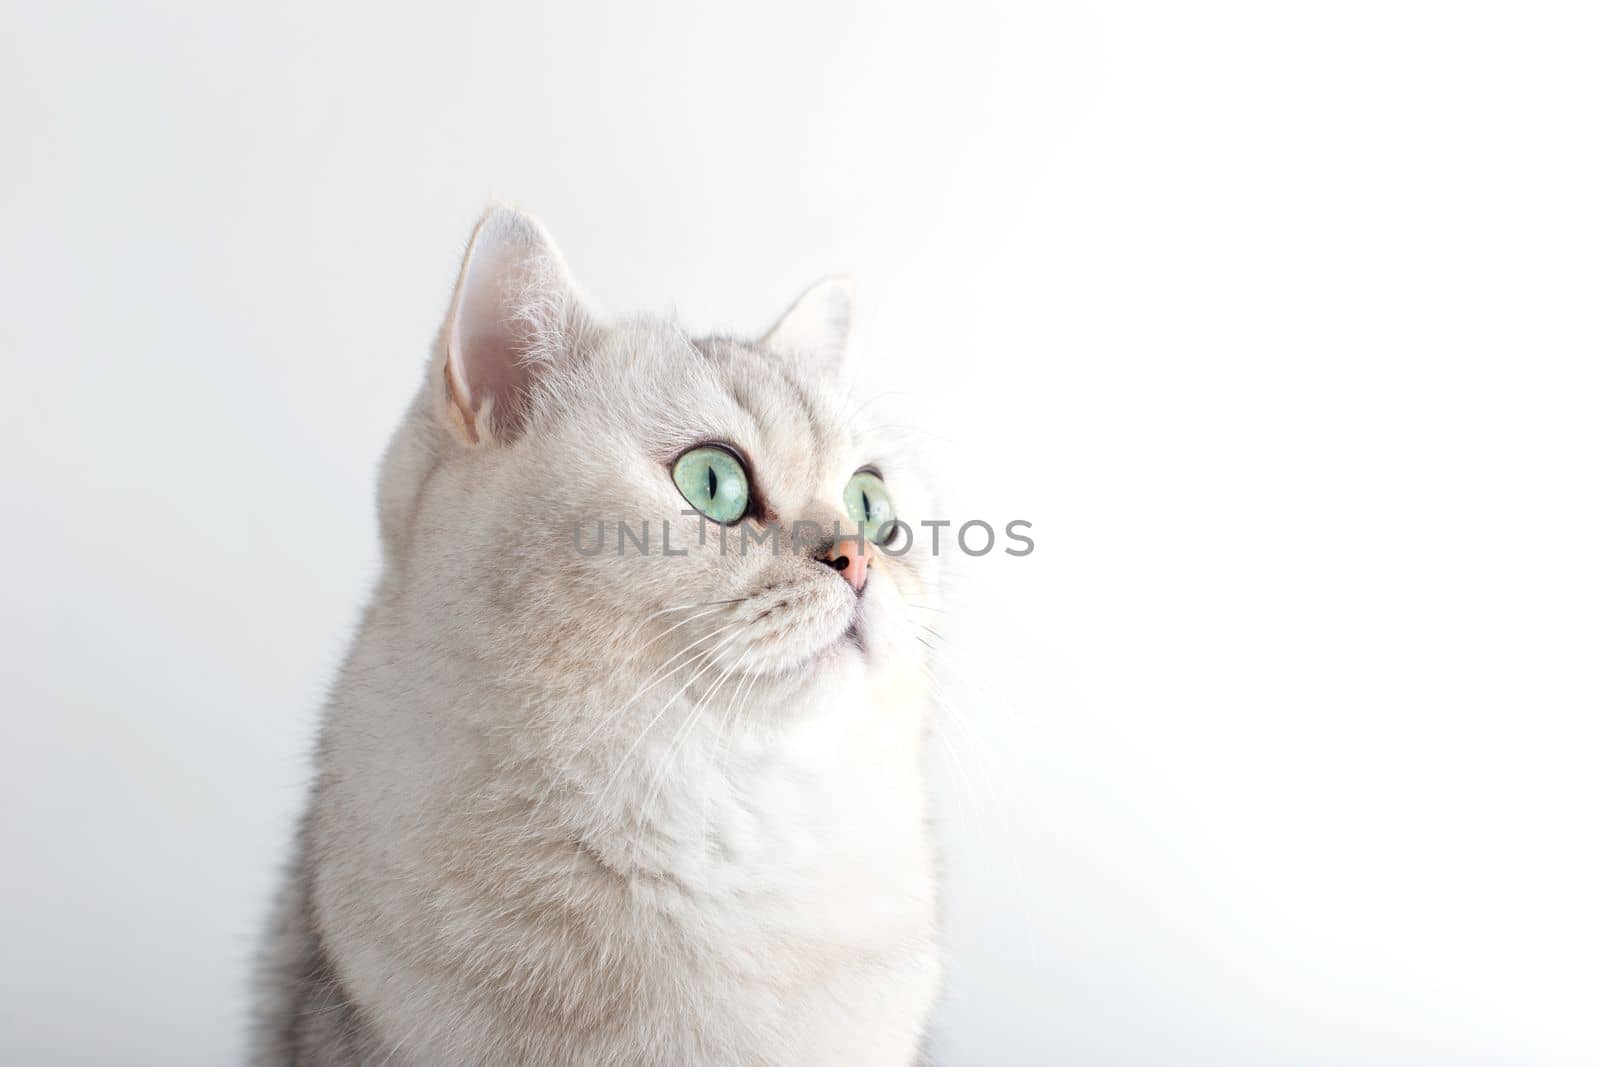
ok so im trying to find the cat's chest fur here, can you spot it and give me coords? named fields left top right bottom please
left=307, top=637, right=941, bottom=1067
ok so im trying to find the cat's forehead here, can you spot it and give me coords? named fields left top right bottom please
left=594, top=323, right=863, bottom=509
left=697, top=334, right=847, bottom=446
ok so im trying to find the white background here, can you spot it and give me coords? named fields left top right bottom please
left=3, top=2, right=1598, bottom=1064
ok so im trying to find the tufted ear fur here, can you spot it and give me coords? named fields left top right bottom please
left=760, top=276, right=854, bottom=375
left=439, top=204, right=590, bottom=445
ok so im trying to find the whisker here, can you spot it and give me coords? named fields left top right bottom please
left=699, top=652, right=764, bottom=841
left=509, top=619, right=747, bottom=837
left=590, top=627, right=748, bottom=815
left=628, top=646, right=750, bottom=869
left=633, top=603, right=736, bottom=654
left=637, top=598, right=746, bottom=626
left=548, top=626, right=750, bottom=899
left=566, top=619, right=746, bottom=759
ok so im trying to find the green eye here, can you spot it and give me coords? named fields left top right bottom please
left=673, top=446, right=751, bottom=524
left=844, top=469, right=897, bottom=545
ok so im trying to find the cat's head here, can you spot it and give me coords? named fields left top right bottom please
left=379, top=205, right=937, bottom=717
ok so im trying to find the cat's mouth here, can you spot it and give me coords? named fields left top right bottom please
left=723, top=575, right=867, bottom=674
left=842, top=617, right=864, bottom=649
left=838, top=594, right=872, bottom=654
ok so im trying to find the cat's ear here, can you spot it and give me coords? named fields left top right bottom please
left=760, top=276, right=854, bottom=374
left=438, top=204, right=589, bottom=445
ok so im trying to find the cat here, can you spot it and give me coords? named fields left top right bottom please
left=254, top=205, right=943, bottom=1066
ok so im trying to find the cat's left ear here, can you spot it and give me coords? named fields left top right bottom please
left=760, top=276, right=854, bottom=374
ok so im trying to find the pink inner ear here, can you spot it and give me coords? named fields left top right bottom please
left=445, top=212, right=544, bottom=443
left=456, top=325, right=530, bottom=439
left=462, top=330, right=526, bottom=407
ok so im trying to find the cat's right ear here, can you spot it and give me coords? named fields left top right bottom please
left=761, top=276, right=854, bottom=375
left=437, top=205, right=589, bottom=446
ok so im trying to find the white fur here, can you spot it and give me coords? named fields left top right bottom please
left=267, top=206, right=942, bottom=1066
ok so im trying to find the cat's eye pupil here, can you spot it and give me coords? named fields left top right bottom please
left=708, top=466, right=718, bottom=498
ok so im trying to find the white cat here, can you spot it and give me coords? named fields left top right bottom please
left=255, top=205, right=943, bottom=1066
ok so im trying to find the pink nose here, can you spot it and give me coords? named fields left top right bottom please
left=819, top=538, right=871, bottom=593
